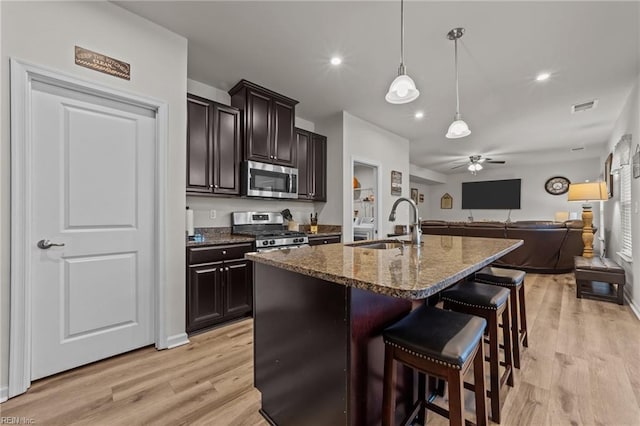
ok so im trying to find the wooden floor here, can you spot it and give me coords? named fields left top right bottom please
left=2, top=273, right=639, bottom=425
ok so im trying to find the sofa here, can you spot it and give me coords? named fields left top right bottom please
left=421, top=220, right=590, bottom=273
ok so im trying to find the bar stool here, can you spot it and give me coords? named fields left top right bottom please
left=475, top=266, right=528, bottom=368
left=382, top=305, right=488, bottom=426
left=441, top=281, right=514, bottom=424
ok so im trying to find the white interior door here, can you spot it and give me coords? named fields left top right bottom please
left=29, top=80, right=156, bottom=380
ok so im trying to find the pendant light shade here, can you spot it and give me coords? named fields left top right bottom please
left=446, top=114, right=471, bottom=139
left=386, top=73, right=420, bottom=104
left=446, top=28, right=470, bottom=139
left=385, top=0, right=419, bottom=104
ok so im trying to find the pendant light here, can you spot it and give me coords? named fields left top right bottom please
left=385, top=0, right=419, bottom=104
left=446, top=27, right=471, bottom=139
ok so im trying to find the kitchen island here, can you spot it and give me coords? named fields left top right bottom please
left=247, top=235, right=523, bottom=426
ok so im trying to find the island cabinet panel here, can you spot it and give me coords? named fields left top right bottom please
left=186, top=94, right=241, bottom=196
left=229, top=79, right=298, bottom=168
left=186, top=243, right=253, bottom=334
left=307, top=235, right=341, bottom=246
left=253, top=263, right=412, bottom=425
left=295, top=128, right=327, bottom=201
left=254, top=263, right=348, bottom=426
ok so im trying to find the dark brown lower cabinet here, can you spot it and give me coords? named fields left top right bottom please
left=308, top=235, right=341, bottom=246
left=186, top=244, right=253, bottom=334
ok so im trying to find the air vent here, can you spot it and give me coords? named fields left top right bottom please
left=571, top=99, right=599, bottom=113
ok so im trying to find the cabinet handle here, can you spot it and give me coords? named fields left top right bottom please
left=214, top=184, right=218, bottom=188
left=225, top=267, right=229, bottom=271
left=209, top=184, right=213, bottom=188
left=222, top=250, right=227, bottom=254
left=323, top=240, right=328, bottom=244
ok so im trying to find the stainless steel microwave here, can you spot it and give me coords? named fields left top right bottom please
left=242, top=161, right=299, bottom=199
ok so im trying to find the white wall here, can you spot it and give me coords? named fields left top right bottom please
left=185, top=79, right=322, bottom=228
left=408, top=180, right=431, bottom=214
left=602, top=76, right=640, bottom=315
left=343, top=112, right=410, bottom=241
left=1, top=1, right=188, bottom=392
left=422, top=158, right=602, bottom=223
left=315, top=113, right=344, bottom=226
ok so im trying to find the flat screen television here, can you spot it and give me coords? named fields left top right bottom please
left=462, top=179, right=521, bottom=210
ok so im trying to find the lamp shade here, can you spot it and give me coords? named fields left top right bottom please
left=567, top=181, right=607, bottom=201
left=446, top=118, right=471, bottom=139
left=385, top=74, right=420, bottom=104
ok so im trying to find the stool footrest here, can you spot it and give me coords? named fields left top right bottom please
left=424, top=401, right=477, bottom=426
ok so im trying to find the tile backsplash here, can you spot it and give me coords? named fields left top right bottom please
left=186, top=196, right=320, bottom=228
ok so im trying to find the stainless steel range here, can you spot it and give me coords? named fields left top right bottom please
left=232, top=211, right=309, bottom=252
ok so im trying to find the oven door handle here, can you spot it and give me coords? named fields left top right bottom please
left=288, top=174, right=293, bottom=194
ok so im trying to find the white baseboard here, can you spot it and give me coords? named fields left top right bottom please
left=166, top=332, right=189, bottom=349
left=626, top=292, right=640, bottom=321
left=0, top=385, right=8, bottom=403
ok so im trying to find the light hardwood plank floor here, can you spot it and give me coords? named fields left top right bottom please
left=1, top=273, right=639, bottom=425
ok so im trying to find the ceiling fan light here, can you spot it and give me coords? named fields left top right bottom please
left=446, top=118, right=471, bottom=139
left=385, top=73, right=420, bottom=104
left=467, top=163, right=483, bottom=172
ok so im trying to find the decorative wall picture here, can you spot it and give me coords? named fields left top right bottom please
left=634, top=145, right=640, bottom=179
left=419, top=193, right=425, bottom=203
left=391, top=170, right=402, bottom=196
left=410, top=188, right=419, bottom=204
left=605, top=152, right=613, bottom=198
left=440, top=193, right=453, bottom=209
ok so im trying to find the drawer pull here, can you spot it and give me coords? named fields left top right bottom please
left=222, top=250, right=227, bottom=255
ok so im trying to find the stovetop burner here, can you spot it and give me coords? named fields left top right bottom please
left=231, top=211, right=309, bottom=250
left=236, top=229, right=307, bottom=239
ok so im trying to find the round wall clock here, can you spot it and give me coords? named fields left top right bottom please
left=545, top=176, right=571, bottom=195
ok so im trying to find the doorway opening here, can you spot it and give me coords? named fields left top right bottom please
left=352, top=160, right=380, bottom=241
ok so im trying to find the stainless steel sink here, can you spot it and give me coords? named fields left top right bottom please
left=346, top=240, right=406, bottom=250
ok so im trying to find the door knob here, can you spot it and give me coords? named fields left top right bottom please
left=37, top=239, right=65, bottom=249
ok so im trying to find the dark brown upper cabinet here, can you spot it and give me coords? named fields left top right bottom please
left=295, top=128, right=327, bottom=202
left=229, top=80, right=298, bottom=167
left=187, top=94, right=241, bottom=196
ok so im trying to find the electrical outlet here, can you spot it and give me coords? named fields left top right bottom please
left=209, top=210, right=216, bottom=220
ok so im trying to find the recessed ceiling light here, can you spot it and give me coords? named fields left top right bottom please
left=536, top=72, right=551, bottom=82
left=330, top=56, right=342, bottom=66
left=414, top=111, right=424, bottom=119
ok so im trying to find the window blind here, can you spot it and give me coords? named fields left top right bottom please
left=620, top=164, right=632, bottom=257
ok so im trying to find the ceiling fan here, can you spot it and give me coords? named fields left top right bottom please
left=451, top=155, right=506, bottom=174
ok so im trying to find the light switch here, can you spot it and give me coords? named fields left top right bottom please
left=209, top=210, right=217, bottom=219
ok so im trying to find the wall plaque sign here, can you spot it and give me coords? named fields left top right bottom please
left=440, top=193, right=453, bottom=209
left=391, top=171, right=402, bottom=196
left=75, top=46, right=130, bottom=80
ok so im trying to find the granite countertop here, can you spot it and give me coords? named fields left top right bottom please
left=186, top=227, right=255, bottom=247
left=187, top=234, right=255, bottom=247
left=246, top=235, right=523, bottom=299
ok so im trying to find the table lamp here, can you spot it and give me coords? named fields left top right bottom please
left=567, top=181, right=607, bottom=258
